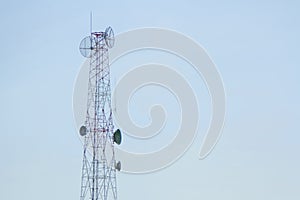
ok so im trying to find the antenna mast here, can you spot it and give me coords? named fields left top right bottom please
left=90, top=12, right=92, bottom=34
left=78, top=23, right=122, bottom=200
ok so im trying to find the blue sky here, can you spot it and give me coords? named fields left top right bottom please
left=0, top=0, right=299, bottom=199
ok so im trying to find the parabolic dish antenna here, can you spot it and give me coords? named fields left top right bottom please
left=115, top=161, right=121, bottom=171
left=79, top=125, right=87, bottom=136
left=104, top=26, right=115, bottom=48
left=79, top=36, right=96, bottom=57
left=113, top=129, right=122, bottom=145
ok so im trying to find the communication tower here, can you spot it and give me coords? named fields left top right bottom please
left=78, top=24, right=122, bottom=200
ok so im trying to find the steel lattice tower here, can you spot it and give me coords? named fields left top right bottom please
left=78, top=27, right=121, bottom=200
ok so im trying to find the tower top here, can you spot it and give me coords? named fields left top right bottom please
left=79, top=27, right=115, bottom=58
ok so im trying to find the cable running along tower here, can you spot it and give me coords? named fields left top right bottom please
left=78, top=25, right=122, bottom=200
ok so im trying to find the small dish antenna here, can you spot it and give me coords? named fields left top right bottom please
left=115, top=161, right=121, bottom=171
left=79, top=125, right=87, bottom=136
left=113, top=129, right=122, bottom=145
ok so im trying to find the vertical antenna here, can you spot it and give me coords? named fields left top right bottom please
left=90, top=11, right=92, bottom=35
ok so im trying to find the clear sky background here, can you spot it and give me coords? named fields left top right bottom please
left=0, top=0, right=299, bottom=199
